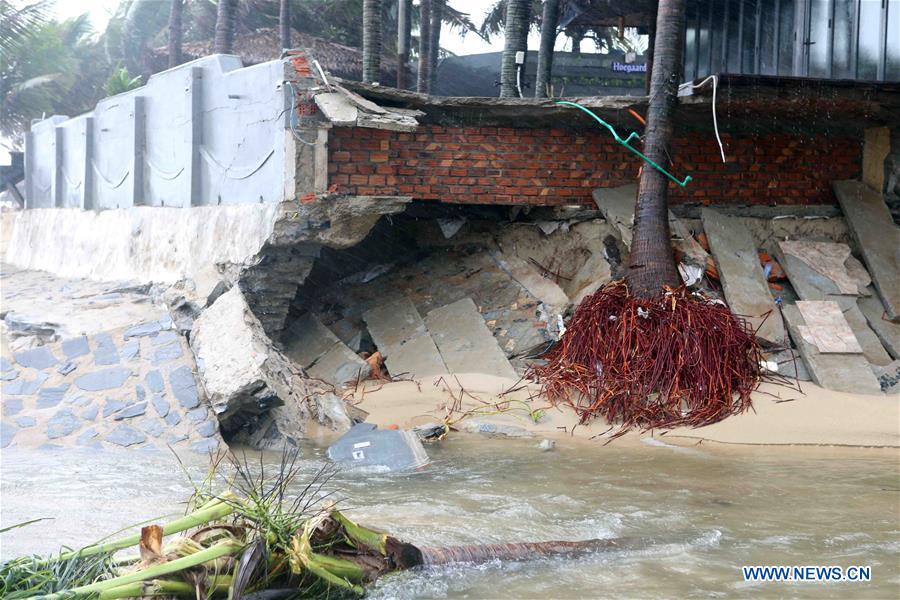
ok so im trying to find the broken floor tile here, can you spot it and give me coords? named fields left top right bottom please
left=0, top=369, right=18, bottom=382
left=151, top=330, right=179, bottom=346
left=14, top=346, right=58, bottom=370
left=92, top=333, right=120, bottom=366
left=0, top=357, right=13, bottom=372
left=46, top=409, right=80, bottom=439
left=120, top=340, right=140, bottom=361
left=16, top=416, right=36, bottom=428
left=145, top=370, right=165, bottom=393
left=169, top=366, right=199, bottom=409
left=80, top=404, right=99, bottom=421
left=139, top=419, right=164, bottom=437
left=77, top=428, right=99, bottom=445
left=57, top=361, right=77, bottom=375
left=123, top=321, right=163, bottom=339
left=74, top=367, right=132, bottom=392
left=113, top=401, right=147, bottom=420
left=0, top=422, right=15, bottom=448
left=62, top=336, right=90, bottom=360
left=36, top=384, right=70, bottom=409
left=106, top=424, right=146, bottom=447
left=103, top=399, right=128, bottom=418
left=153, top=341, right=183, bottom=364
left=151, top=393, right=169, bottom=418
left=197, top=419, right=217, bottom=437
left=191, top=438, right=219, bottom=453
left=2, top=398, right=23, bottom=416
left=165, top=411, right=182, bottom=427
left=3, top=371, right=49, bottom=396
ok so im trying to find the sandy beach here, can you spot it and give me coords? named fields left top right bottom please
left=344, top=373, right=900, bottom=452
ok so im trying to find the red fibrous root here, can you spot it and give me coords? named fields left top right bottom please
left=528, top=281, right=762, bottom=431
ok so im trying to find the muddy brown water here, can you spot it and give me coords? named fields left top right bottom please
left=1, top=437, right=898, bottom=598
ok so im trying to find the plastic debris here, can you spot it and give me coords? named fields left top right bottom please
left=327, top=423, right=430, bottom=471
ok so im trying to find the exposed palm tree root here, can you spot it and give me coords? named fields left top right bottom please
left=529, top=280, right=762, bottom=432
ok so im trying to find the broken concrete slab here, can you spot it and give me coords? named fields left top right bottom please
left=488, top=251, right=569, bottom=316
left=796, top=301, right=863, bottom=354
left=425, top=298, right=518, bottom=380
left=782, top=304, right=882, bottom=394
left=363, top=296, right=447, bottom=379
left=776, top=243, right=891, bottom=365
left=592, top=185, right=636, bottom=248
left=858, top=291, right=900, bottom=360
left=566, top=253, right=612, bottom=304
left=701, top=208, right=786, bottom=345
left=281, top=313, right=370, bottom=386
left=778, top=241, right=864, bottom=295
left=13, top=346, right=58, bottom=370
left=190, top=286, right=351, bottom=434
left=592, top=185, right=709, bottom=270
left=842, top=304, right=893, bottom=366
left=834, top=180, right=900, bottom=321
left=314, top=92, right=359, bottom=126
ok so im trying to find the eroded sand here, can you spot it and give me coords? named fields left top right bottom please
left=343, top=373, right=900, bottom=451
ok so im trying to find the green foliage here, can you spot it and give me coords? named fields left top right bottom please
left=104, top=66, right=143, bottom=96
left=0, top=9, right=109, bottom=144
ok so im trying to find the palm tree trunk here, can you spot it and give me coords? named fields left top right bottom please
left=214, top=0, right=236, bottom=54
left=625, top=0, right=685, bottom=298
left=427, top=0, right=444, bottom=93
left=534, top=0, right=558, bottom=97
left=279, top=0, right=291, bottom=50
left=417, top=0, right=432, bottom=93
left=397, top=0, right=412, bottom=88
left=362, top=0, right=382, bottom=84
left=416, top=534, right=685, bottom=565
left=500, top=0, right=531, bottom=97
left=167, top=0, right=183, bottom=68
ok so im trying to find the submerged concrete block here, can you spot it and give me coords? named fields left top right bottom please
left=701, top=208, right=786, bottom=345
left=834, top=180, right=900, bottom=321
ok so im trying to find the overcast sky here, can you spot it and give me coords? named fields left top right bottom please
left=50, top=0, right=577, bottom=55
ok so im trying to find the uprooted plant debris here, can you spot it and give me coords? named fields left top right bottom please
left=529, top=280, right=763, bottom=432
left=1, top=449, right=689, bottom=599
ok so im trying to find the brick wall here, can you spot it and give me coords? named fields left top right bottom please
left=327, top=125, right=861, bottom=206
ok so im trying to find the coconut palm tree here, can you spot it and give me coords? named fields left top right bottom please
left=499, top=0, right=531, bottom=97
left=397, top=0, right=412, bottom=88
left=626, top=0, right=685, bottom=297
left=214, top=0, right=237, bottom=54
left=534, top=0, right=558, bottom=97
left=279, top=0, right=291, bottom=50
left=417, top=0, right=432, bottom=92
left=168, top=0, right=183, bottom=68
left=362, top=0, right=382, bottom=83
left=427, top=0, right=445, bottom=93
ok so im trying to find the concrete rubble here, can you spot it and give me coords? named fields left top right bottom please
left=782, top=303, right=882, bottom=395
left=189, top=286, right=352, bottom=445
left=701, top=207, right=787, bottom=346
left=834, top=180, right=900, bottom=321
left=281, top=312, right=371, bottom=386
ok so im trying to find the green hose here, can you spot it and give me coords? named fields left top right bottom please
left=554, top=100, right=692, bottom=188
